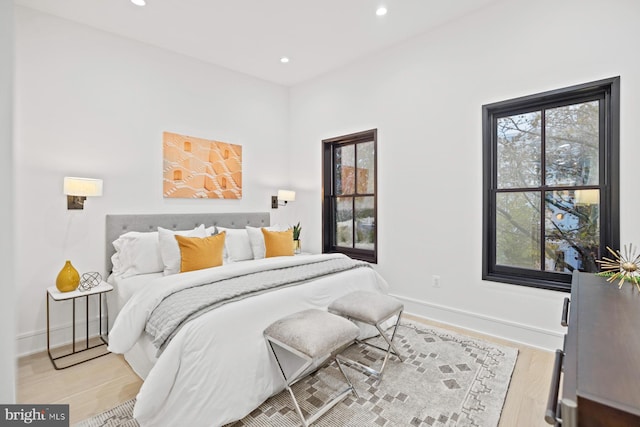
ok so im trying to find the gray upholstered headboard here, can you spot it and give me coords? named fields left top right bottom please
left=105, top=212, right=270, bottom=275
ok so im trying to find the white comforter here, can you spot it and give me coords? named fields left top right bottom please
left=108, top=254, right=389, bottom=427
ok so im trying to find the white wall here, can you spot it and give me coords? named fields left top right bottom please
left=1, top=0, right=16, bottom=403
left=15, top=0, right=640, bottom=356
left=14, top=7, right=291, bottom=355
left=289, top=0, right=640, bottom=350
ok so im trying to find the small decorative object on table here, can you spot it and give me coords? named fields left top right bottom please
left=292, top=222, right=302, bottom=254
left=78, top=271, right=103, bottom=291
left=55, top=260, right=80, bottom=292
left=595, top=244, right=640, bottom=291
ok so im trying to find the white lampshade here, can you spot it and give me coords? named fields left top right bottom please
left=278, top=189, right=296, bottom=202
left=574, top=189, right=599, bottom=206
left=63, top=177, right=103, bottom=197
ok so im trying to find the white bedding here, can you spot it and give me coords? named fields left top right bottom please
left=108, top=254, right=389, bottom=427
left=107, top=272, right=163, bottom=320
left=107, top=273, right=164, bottom=379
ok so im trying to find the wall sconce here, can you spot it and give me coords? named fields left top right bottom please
left=271, top=189, right=295, bottom=209
left=63, top=177, right=103, bottom=210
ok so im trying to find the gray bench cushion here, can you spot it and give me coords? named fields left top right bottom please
left=264, top=309, right=359, bottom=359
left=329, top=291, right=403, bottom=324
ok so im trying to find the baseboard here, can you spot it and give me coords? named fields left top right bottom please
left=390, top=293, right=564, bottom=352
left=17, top=316, right=108, bottom=357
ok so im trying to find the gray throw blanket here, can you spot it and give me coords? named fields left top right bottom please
left=146, top=257, right=371, bottom=353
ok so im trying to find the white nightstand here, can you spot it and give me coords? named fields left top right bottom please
left=46, top=281, right=113, bottom=369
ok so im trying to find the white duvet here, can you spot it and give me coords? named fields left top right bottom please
left=108, top=254, right=389, bottom=427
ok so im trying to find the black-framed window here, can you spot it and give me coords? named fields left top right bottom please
left=482, top=77, right=620, bottom=292
left=322, top=129, right=377, bottom=263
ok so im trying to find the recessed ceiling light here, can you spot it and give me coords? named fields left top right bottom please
left=131, top=0, right=146, bottom=6
left=280, top=57, right=290, bottom=64
left=376, top=7, right=387, bottom=16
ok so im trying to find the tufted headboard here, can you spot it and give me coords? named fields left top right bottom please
left=105, top=212, right=270, bottom=275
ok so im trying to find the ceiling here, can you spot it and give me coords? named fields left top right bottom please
left=14, top=0, right=499, bottom=86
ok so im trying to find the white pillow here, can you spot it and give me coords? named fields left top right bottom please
left=216, top=227, right=254, bottom=262
left=246, top=224, right=289, bottom=259
left=158, top=225, right=207, bottom=275
left=111, top=231, right=163, bottom=278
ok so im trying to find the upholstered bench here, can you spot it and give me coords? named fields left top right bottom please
left=264, top=309, right=360, bottom=427
left=328, top=290, right=404, bottom=378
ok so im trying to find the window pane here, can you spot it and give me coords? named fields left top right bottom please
left=356, top=141, right=375, bottom=194
left=546, top=101, right=599, bottom=186
left=335, top=145, right=355, bottom=195
left=497, top=112, right=541, bottom=189
left=496, top=192, right=541, bottom=269
left=545, top=189, right=600, bottom=272
left=335, top=197, right=353, bottom=248
left=355, top=196, right=375, bottom=250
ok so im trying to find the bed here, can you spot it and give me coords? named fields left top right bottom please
left=105, top=212, right=389, bottom=427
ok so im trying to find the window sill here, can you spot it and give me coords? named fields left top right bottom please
left=482, top=272, right=571, bottom=293
left=325, top=248, right=377, bottom=264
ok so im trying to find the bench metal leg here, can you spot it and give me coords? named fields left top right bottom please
left=340, top=310, right=404, bottom=380
left=266, top=339, right=358, bottom=426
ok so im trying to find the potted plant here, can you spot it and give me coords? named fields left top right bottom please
left=292, top=222, right=302, bottom=253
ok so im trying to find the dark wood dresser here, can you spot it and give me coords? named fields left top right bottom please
left=546, top=272, right=640, bottom=426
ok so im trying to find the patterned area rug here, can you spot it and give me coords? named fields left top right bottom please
left=75, top=322, right=517, bottom=427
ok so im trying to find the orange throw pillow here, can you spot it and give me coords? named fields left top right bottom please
left=261, top=228, right=294, bottom=258
left=176, top=232, right=225, bottom=273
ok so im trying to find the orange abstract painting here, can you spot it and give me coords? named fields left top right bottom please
left=163, top=131, right=242, bottom=199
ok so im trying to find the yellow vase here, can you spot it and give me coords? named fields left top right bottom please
left=56, top=260, right=80, bottom=292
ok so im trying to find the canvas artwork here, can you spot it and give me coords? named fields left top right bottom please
left=163, top=131, right=242, bottom=199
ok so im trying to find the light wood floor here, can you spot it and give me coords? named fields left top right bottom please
left=17, top=316, right=554, bottom=426
left=18, top=340, right=143, bottom=425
